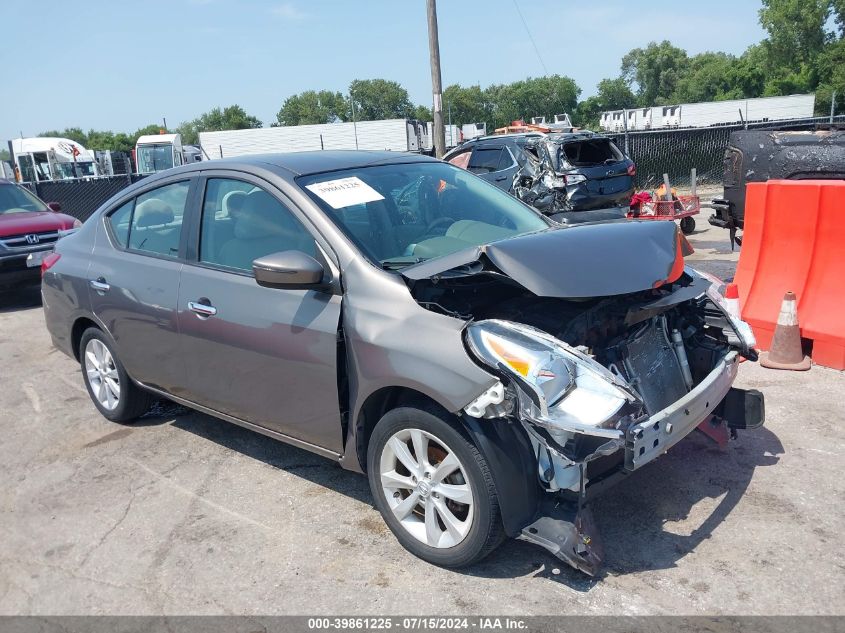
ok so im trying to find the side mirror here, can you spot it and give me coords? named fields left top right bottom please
left=47, top=202, right=62, bottom=212
left=252, top=250, right=325, bottom=290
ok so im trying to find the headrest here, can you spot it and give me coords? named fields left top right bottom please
left=135, top=199, right=174, bottom=227
left=234, top=190, right=290, bottom=239
left=223, top=190, right=247, bottom=217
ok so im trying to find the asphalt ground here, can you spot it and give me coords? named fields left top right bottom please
left=0, top=219, right=842, bottom=615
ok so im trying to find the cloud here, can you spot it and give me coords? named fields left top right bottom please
left=270, top=3, right=307, bottom=20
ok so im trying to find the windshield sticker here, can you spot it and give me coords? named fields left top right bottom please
left=305, top=177, right=385, bottom=209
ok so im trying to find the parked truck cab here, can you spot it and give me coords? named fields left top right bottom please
left=11, top=137, right=100, bottom=182
left=135, top=133, right=184, bottom=175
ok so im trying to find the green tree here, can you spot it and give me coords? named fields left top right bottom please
left=39, top=127, right=88, bottom=146
left=0, top=148, right=10, bottom=162
left=276, top=90, right=347, bottom=126
left=177, top=105, right=262, bottom=144
left=412, top=104, right=432, bottom=122
left=759, top=0, right=832, bottom=69
left=814, top=37, right=845, bottom=114
left=834, top=0, right=845, bottom=36
left=348, top=79, right=413, bottom=120
left=574, top=77, right=637, bottom=129
left=621, top=41, right=689, bottom=105
left=671, top=52, right=752, bottom=103
left=442, top=84, right=491, bottom=126
left=486, top=75, right=580, bottom=129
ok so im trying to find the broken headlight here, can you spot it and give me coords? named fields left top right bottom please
left=465, top=320, right=637, bottom=437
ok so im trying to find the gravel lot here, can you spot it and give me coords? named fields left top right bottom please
left=1, top=222, right=843, bottom=615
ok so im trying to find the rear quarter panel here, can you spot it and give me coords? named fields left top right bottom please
left=42, top=220, right=97, bottom=358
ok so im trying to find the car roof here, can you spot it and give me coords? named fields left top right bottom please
left=467, top=133, right=545, bottom=144
left=175, top=150, right=439, bottom=178
left=545, top=130, right=608, bottom=142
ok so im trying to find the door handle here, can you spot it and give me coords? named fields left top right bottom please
left=494, top=175, right=508, bottom=181
left=188, top=300, right=217, bottom=317
left=90, top=278, right=110, bottom=292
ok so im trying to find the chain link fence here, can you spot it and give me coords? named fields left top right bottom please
left=605, top=115, right=845, bottom=190
left=21, top=174, right=148, bottom=222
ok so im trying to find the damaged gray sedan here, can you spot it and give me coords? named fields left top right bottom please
left=42, top=151, right=764, bottom=575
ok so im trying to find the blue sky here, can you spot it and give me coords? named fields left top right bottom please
left=0, top=0, right=767, bottom=143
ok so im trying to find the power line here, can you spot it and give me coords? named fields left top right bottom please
left=512, top=0, right=548, bottom=76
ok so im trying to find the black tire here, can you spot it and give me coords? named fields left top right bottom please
left=680, top=216, right=696, bottom=234
left=79, top=327, right=152, bottom=423
left=367, top=405, right=505, bottom=568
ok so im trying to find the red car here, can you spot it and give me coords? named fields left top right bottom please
left=0, top=178, right=81, bottom=290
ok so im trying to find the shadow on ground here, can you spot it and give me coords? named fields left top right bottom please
left=0, top=285, right=42, bottom=313
left=145, top=402, right=782, bottom=591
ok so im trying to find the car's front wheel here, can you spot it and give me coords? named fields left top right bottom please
left=367, top=405, right=505, bottom=567
left=79, top=327, right=152, bottom=423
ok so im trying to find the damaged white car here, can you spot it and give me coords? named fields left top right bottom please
left=43, top=152, right=764, bottom=576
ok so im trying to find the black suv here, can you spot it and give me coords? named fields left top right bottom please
left=445, top=132, right=635, bottom=221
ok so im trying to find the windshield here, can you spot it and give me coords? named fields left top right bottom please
left=298, top=161, right=549, bottom=268
left=0, top=183, right=48, bottom=214
left=136, top=144, right=174, bottom=174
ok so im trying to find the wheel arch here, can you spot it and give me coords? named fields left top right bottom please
left=70, top=315, right=104, bottom=361
left=351, top=385, right=542, bottom=538
left=352, top=386, right=447, bottom=474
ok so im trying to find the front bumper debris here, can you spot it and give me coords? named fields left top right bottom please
left=517, top=497, right=604, bottom=576
left=514, top=349, right=766, bottom=576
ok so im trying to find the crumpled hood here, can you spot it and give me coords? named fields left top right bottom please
left=403, top=220, right=690, bottom=298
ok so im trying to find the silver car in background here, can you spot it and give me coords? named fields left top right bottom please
left=42, top=151, right=763, bottom=575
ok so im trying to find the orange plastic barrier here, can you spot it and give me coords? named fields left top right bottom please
left=734, top=180, right=845, bottom=370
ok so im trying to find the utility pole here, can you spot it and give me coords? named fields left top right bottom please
left=426, top=0, right=445, bottom=158
left=350, top=90, right=359, bottom=150
left=831, top=91, right=836, bottom=123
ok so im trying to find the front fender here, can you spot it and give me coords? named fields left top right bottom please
left=460, top=414, right=542, bottom=537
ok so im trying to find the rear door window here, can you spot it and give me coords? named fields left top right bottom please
left=107, top=200, right=133, bottom=247
left=467, top=147, right=504, bottom=174
left=496, top=147, right=515, bottom=171
left=128, top=181, right=190, bottom=257
left=105, top=180, right=190, bottom=258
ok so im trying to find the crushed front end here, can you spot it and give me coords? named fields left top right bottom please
left=455, top=270, right=764, bottom=575
left=401, top=220, right=765, bottom=575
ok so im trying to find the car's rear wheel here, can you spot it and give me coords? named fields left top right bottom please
left=367, top=405, right=504, bottom=567
left=79, top=328, right=152, bottom=423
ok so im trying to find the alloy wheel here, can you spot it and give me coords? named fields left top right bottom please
left=84, top=338, right=121, bottom=411
left=379, top=428, right=474, bottom=548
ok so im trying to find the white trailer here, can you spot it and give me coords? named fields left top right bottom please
left=599, top=94, right=816, bottom=131
left=199, top=119, right=426, bottom=160
left=461, top=123, right=487, bottom=140
left=11, top=137, right=100, bottom=182
left=135, top=133, right=185, bottom=174
left=744, top=94, right=816, bottom=122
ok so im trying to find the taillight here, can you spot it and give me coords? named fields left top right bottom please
left=41, top=252, right=61, bottom=277
left=627, top=163, right=637, bottom=177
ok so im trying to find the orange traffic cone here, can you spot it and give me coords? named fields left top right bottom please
left=760, top=291, right=811, bottom=371
left=724, top=283, right=740, bottom=320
